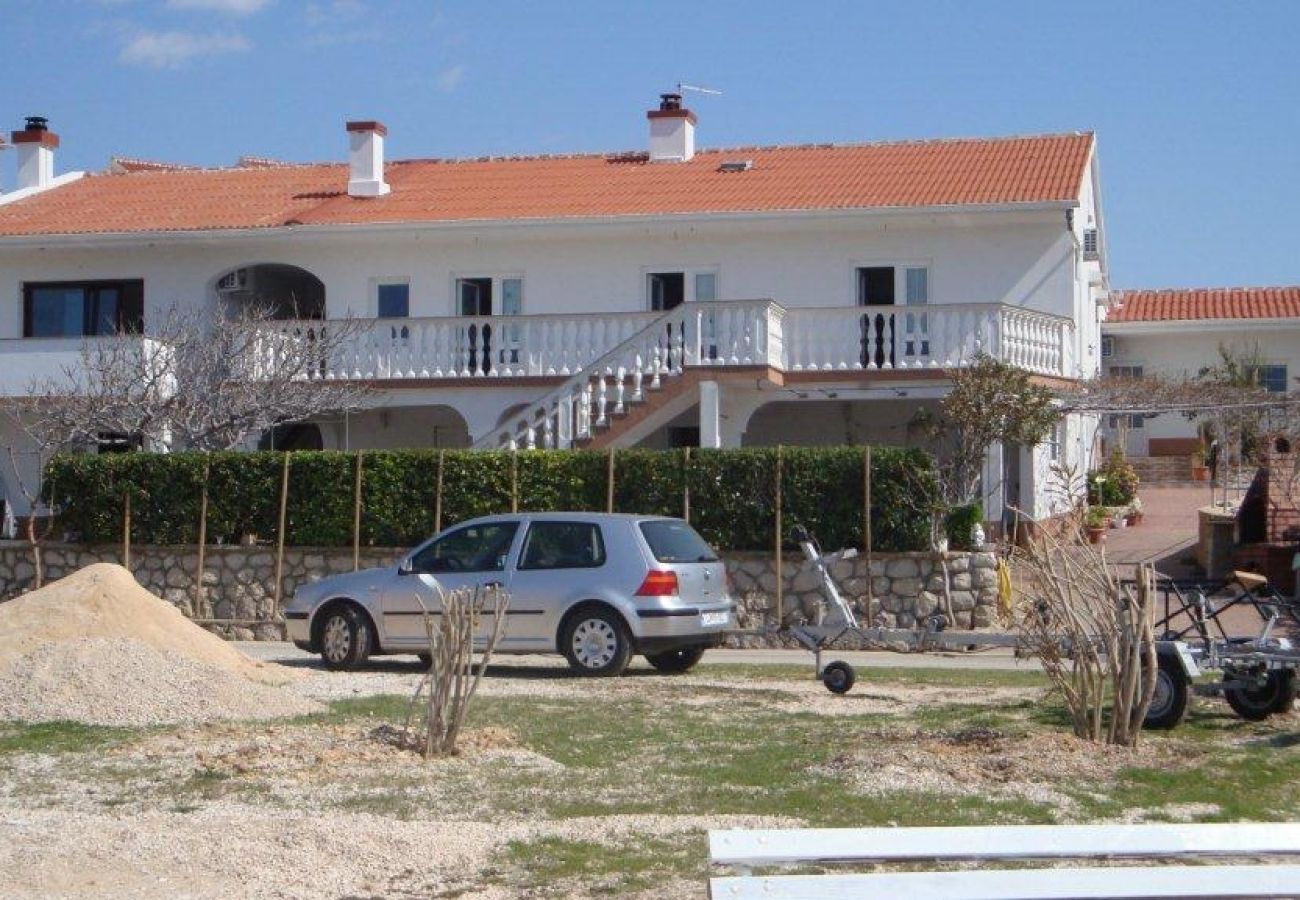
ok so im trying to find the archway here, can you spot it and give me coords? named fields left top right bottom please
left=213, top=263, right=325, bottom=320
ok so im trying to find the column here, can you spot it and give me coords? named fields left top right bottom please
left=699, top=380, right=721, bottom=449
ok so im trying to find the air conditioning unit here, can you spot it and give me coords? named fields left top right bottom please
left=216, top=268, right=250, bottom=293
left=1082, top=227, right=1099, bottom=261
left=1100, top=335, right=1115, bottom=359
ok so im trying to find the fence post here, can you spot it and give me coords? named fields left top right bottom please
left=511, top=450, right=520, bottom=513
left=773, top=446, right=783, bottom=630
left=682, top=447, right=691, bottom=522
left=194, top=457, right=210, bottom=619
left=122, top=491, right=131, bottom=571
left=606, top=447, right=616, bottom=513
left=864, top=445, right=873, bottom=627
left=352, top=451, right=364, bottom=572
left=272, top=453, right=291, bottom=615
left=434, top=449, right=444, bottom=534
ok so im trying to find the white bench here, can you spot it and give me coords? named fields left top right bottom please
left=708, top=823, right=1300, bottom=899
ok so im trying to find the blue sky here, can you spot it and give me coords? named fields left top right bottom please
left=2, top=0, right=1297, bottom=289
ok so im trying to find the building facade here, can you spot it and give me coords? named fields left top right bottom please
left=0, top=99, right=1109, bottom=524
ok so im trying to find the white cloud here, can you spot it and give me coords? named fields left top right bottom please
left=164, top=0, right=272, bottom=13
left=435, top=64, right=465, bottom=94
left=119, top=29, right=250, bottom=68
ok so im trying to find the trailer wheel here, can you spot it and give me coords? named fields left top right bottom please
left=822, top=660, right=856, bottom=695
left=1144, top=653, right=1190, bottom=730
left=1225, top=671, right=1294, bottom=721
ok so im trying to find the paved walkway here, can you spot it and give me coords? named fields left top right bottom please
left=1101, top=484, right=1210, bottom=579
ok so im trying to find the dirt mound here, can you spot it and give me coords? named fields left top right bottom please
left=0, top=564, right=320, bottom=726
left=0, top=563, right=293, bottom=684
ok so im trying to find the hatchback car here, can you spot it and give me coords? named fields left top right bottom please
left=283, top=513, right=736, bottom=676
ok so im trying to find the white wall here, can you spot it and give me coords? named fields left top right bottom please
left=0, top=209, right=1079, bottom=339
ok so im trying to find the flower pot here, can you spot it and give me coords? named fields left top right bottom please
left=1086, top=526, right=1106, bottom=544
left=1191, top=464, right=1210, bottom=482
left=1127, top=512, right=1142, bottom=526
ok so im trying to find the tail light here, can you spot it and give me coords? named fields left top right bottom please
left=636, top=570, right=679, bottom=597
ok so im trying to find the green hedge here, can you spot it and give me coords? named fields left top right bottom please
left=44, top=446, right=935, bottom=553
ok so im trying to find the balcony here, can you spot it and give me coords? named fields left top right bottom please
left=265, top=301, right=1074, bottom=384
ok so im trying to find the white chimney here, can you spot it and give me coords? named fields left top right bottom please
left=346, top=120, right=390, bottom=198
left=11, top=117, right=58, bottom=192
left=647, top=94, right=696, bottom=162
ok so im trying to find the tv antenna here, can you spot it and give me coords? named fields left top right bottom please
left=677, top=82, right=723, bottom=97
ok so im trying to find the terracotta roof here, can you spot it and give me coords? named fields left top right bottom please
left=1108, top=287, right=1300, bottom=323
left=0, top=132, right=1093, bottom=238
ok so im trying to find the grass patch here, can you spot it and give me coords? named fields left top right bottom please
left=498, top=834, right=702, bottom=895
left=702, top=662, right=1049, bottom=689
left=0, top=721, right=142, bottom=756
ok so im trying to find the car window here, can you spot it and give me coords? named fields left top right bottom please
left=518, top=521, right=606, bottom=571
left=639, top=520, right=719, bottom=563
left=410, top=522, right=518, bottom=574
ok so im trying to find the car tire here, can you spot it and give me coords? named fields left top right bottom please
left=318, top=605, right=372, bottom=671
left=1225, top=671, right=1293, bottom=721
left=1143, top=653, right=1189, bottom=730
left=561, top=607, right=632, bottom=677
left=646, top=645, right=706, bottom=674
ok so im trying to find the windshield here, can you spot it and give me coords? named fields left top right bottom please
left=639, top=520, right=719, bottom=563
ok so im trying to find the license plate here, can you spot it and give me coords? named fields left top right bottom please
left=700, top=611, right=729, bottom=628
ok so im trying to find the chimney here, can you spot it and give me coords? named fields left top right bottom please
left=346, top=120, right=390, bottom=198
left=647, top=94, right=696, bottom=162
left=11, top=116, right=59, bottom=192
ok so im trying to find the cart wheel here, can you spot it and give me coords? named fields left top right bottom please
left=1225, top=671, right=1295, bottom=721
left=822, top=660, right=856, bottom=695
left=1144, top=653, right=1189, bottom=730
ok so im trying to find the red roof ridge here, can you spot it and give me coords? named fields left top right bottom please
left=1116, top=285, right=1300, bottom=295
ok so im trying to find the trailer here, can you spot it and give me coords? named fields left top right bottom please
left=783, top=527, right=1300, bottom=729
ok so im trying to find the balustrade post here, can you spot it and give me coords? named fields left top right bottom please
left=596, top=373, right=608, bottom=427
left=614, top=366, right=626, bottom=415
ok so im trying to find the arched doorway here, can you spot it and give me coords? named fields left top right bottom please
left=213, top=263, right=325, bottom=320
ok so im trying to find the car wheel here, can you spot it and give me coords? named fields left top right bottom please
left=646, top=645, right=706, bottom=674
left=318, top=605, right=372, bottom=671
left=561, top=608, right=632, bottom=677
left=822, top=660, right=856, bottom=695
left=1143, top=653, right=1189, bottom=730
left=1225, top=671, right=1293, bottom=721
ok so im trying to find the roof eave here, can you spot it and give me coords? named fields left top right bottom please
left=1103, top=317, right=1300, bottom=334
left=0, top=199, right=1077, bottom=247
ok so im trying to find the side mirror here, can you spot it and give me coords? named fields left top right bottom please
left=398, top=558, right=414, bottom=576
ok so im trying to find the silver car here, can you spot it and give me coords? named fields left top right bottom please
left=283, top=513, right=736, bottom=676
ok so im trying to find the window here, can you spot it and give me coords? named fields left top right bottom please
left=97, top=432, right=143, bottom=454
left=377, top=282, right=409, bottom=318
left=645, top=268, right=719, bottom=311
left=639, top=520, right=719, bottom=563
left=457, top=277, right=493, bottom=316
left=1046, top=422, right=1062, bottom=462
left=855, top=264, right=931, bottom=365
left=519, top=521, right=606, bottom=570
left=1108, top=365, right=1144, bottom=379
left=1247, top=364, right=1288, bottom=393
left=23, top=280, right=143, bottom=337
left=410, top=522, right=518, bottom=574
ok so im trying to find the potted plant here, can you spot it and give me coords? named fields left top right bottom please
left=1190, top=450, right=1209, bottom=483
left=1126, top=497, right=1144, bottom=526
left=1084, top=506, right=1109, bottom=544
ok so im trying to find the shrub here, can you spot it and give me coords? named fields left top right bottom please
left=1087, top=451, right=1139, bottom=507
left=45, top=446, right=938, bottom=553
left=944, top=502, right=984, bottom=551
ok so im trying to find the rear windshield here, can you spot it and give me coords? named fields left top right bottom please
left=639, top=520, right=719, bottom=563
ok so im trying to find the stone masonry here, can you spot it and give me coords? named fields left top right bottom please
left=0, top=542, right=1002, bottom=644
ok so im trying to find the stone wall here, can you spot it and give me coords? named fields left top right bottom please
left=0, top=542, right=1003, bottom=643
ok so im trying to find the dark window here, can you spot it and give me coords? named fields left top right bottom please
left=1247, top=365, right=1288, bottom=393
left=647, top=272, right=685, bottom=311
left=519, top=521, right=606, bottom=570
left=857, top=267, right=895, bottom=307
left=410, top=522, right=518, bottom=573
left=639, top=519, right=719, bottom=563
left=1108, top=365, right=1144, bottom=378
left=96, top=432, right=143, bottom=454
left=377, top=283, right=409, bottom=318
left=457, top=277, right=493, bottom=316
left=23, top=280, right=144, bottom=337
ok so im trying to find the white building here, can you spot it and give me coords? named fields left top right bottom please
left=1101, top=287, right=1300, bottom=464
left=0, top=98, right=1109, bottom=524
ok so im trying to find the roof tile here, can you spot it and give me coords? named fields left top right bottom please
left=1108, top=287, right=1300, bottom=323
left=0, top=132, right=1094, bottom=238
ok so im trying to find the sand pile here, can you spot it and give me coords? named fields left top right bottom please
left=0, top=564, right=320, bottom=726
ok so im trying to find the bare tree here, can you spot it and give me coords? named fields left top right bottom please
left=403, top=583, right=510, bottom=758
left=23, top=302, right=370, bottom=452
